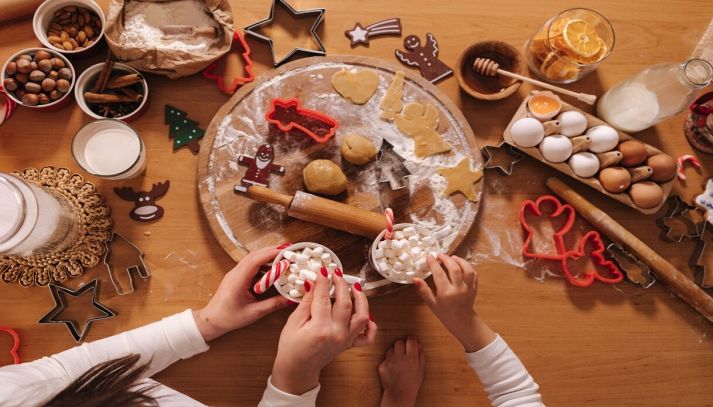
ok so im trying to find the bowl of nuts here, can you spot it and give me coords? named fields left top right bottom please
left=2, top=48, right=75, bottom=110
left=33, top=0, right=105, bottom=57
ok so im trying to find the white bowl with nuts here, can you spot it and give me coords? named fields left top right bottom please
left=33, top=0, right=105, bottom=57
left=2, top=48, right=75, bottom=110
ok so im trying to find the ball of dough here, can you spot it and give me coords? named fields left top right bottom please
left=341, top=134, right=377, bottom=165
left=303, top=160, right=348, bottom=195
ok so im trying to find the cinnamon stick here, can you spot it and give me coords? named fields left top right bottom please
left=117, top=87, right=143, bottom=102
left=84, top=92, right=135, bottom=103
left=106, top=74, right=143, bottom=89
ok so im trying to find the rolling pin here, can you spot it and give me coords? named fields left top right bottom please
left=546, top=177, right=713, bottom=323
left=247, top=186, right=387, bottom=239
left=2, top=0, right=43, bottom=25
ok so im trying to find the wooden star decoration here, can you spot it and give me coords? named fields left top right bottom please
left=437, top=158, right=483, bottom=202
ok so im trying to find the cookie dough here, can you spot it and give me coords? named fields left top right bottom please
left=379, top=71, right=405, bottom=120
left=341, top=134, right=377, bottom=165
left=303, top=159, right=348, bottom=195
left=395, top=102, right=452, bottom=158
left=437, top=158, right=483, bottom=202
left=331, top=69, right=379, bottom=105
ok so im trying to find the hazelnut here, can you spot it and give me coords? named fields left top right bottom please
left=17, top=54, right=32, bottom=62
left=29, top=70, right=46, bottom=82
left=38, top=59, right=53, bottom=74
left=37, top=93, right=50, bottom=105
left=22, top=93, right=39, bottom=106
left=48, top=71, right=58, bottom=80
left=35, top=50, right=52, bottom=61
left=15, top=89, right=27, bottom=98
left=14, top=73, right=29, bottom=84
left=57, top=68, right=72, bottom=81
left=6, top=61, right=17, bottom=75
left=41, top=78, right=56, bottom=92
left=3, top=78, right=17, bottom=91
left=25, top=82, right=42, bottom=93
left=56, top=79, right=70, bottom=93
left=49, top=90, right=62, bottom=100
left=16, top=59, right=32, bottom=74
left=51, top=58, right=65, bottom=69
left=30, top=61, right=37, bottom=71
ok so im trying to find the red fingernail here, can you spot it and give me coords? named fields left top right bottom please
left=320, top=266, right=328, bottom=277
left=304, top=280, right=311, bottom=292
left=287, top=300, right=298, bottom=306
left=335, top=268, right=343, bottom=277
left=276, top=243, right=292, bottom=250
left=354, top=282, right=363, bottom=292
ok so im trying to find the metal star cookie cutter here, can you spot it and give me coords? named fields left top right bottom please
left=38, top=280, right=116, bottom=342
left=103, top=232, right=151, bottom=296
left=244, top=0, right=326, bottom=67
left=656, top=196, right=705, bottom=243
left=481, top=141, right=524, bottom=176
left=606, top=243, right=656, bottom=288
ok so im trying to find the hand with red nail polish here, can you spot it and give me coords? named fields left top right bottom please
left=413, top=254, right=496, bottom=353
left=193, top=246, right=292, bottom=342
left=271, top=266, right=378, bottom=395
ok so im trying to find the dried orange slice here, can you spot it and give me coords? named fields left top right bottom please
left=541, top=52, right=579, bottom=81
left=562, top=19, right=602, bottom=58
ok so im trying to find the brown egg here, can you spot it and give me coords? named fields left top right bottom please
left=647, top=154, right=677, bottom=182
left=629, top=181, right=663, bottom=209
left=599, top=166, right=631, bottom=193
left=618, top=140, right=647, bottom=167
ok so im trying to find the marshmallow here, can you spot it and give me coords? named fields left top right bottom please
left=295, top=279, right=305, bottom=290
left=373, top=248, right=385, bottom=259
left=394, top=231, right=405, bottom=239
left=398, top=252, right=411, bottom=263
left=384, top=249, right=395, bottom=257
left=311, top=246, right=324, bottom=257
left=410, top=246, right=422, bottom=256
left=300, top=270, right=317, bottom=282
left=327, top=263, right=338, bottom=272
left=403, top=226, right=417, bottom=237
left=289, top=289, right=301, bottom=298
left=378, top=240, right=390, bottom=250
left=309, top=262, right=321, bottom=274
left=393, top=261, right=405, bottom=271
left=289, top=264, right=300, bottom=273
left=295, top=254, right=309, bottom=264
left=408, top=235, right=420, bottom=246
left=321, top=253, right=332, bottom=265
left=283, top=283, right=294, bottom=292
left=391, top=240, right=405, bottom=251
left=278, top=273, right=289, bottom=284
left=377, top=261, right=389, bottom=272
left=283, top=250, right=297, bottom=262
left=422, top=235, right=437, bottom=247
left=288, top=274, right=298, bottom=284
left=302, top=247, right=313, bottom=258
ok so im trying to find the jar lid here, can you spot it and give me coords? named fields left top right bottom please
left=684, top=59, right=713, bottom=86
left=0, top=174, right=26, bottom=244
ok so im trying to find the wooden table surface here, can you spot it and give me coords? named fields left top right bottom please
left=1, top=1, right=712, bottom=406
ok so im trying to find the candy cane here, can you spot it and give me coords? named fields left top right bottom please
left=677, top=155, right=701, bottom=181
left=0, top=84, right=16, bottom=126
left=384, top=208, right=394, bottom=240
left=254, top=259, right=291, bottom=294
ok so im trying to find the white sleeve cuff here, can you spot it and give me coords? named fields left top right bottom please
left=163, top=309, right=210, bottom=359
left=258, top=376, right=320, bottom=407
left=465, top=334, right=506, bottom=368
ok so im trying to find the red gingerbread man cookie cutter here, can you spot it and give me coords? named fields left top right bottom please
left=0, top=326, right=20, bottom=365
left=265, top=98, right=339, bottom=143
left=203, top=32, right=255, bottom=94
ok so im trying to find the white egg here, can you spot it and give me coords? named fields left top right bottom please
left=568, top=152, right=600, bottom=178
left=539, top=135, right=572, bottom=163
left=557, top=111, right=588, bottom=137
left=586, top=125, right=619, bottom=153
left=510, top=117, right=545, bottom=147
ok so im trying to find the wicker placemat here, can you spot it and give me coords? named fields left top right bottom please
left=0, top=167, right=112, bottom=287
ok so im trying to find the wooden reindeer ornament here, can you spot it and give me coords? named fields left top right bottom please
left=114, top=181, right=170, bottom=222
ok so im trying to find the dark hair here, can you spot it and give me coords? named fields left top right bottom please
left=43, top=354, right=158, bottom=407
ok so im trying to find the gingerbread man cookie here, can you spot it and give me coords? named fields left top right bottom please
left=437, top=158, right=483, bottom=202
left=395, top=33, right=453, bottom=83
left=395, top=102, right=452, bottom=158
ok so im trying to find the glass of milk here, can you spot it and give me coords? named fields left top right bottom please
left=597, top=59, right=713, bottom=133
left=72, top=119, right=147, bottom=180
left=0, top=173, right=81, bottom=256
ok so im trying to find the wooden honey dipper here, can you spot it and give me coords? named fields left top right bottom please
left=472, top=57, right=597, bottom=105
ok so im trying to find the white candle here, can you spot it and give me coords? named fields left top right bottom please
left=72, top=119, right=146, bottom=180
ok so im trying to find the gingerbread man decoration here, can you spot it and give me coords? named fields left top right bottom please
left=395, top=102, right=452, bottom=158
left=394, top=33, right=453, bottom=83
left=234, top=144, right=285, bottom=193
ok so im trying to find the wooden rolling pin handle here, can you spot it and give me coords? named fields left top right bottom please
left=545, top=177, right=713, bottom=323
left=247, top=186, right=293, bottom=209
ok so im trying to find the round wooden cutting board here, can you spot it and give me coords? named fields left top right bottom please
left=197, top=55, right=483, bottom=296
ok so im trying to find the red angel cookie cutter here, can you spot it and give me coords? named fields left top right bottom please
left=560, top=231, right=624, bottom=287
left=203, top=31, right=255, bottom=94
left=0, top=326, right=20, bottom=365
left=265, top=98, right=339, bottom=143
left=520, top=195, right=575, bottom=260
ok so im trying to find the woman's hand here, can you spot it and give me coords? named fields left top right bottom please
left=413, top=254, right=496, bottom=353
left=270, top=267, right=377, bottom=395
left=193, top=245, right=294, bottom=342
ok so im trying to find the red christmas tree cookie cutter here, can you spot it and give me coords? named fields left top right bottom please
left=203, top=31, right=255, bottom=94
left=520, top=195, right=575, bottom=260
left=265, top=98, right=339, bottom=143
left=560, top=231, right=624, bottom=287
left=0, top=326, right=20, bottom=365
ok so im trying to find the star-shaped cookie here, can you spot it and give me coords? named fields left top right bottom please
left=437, top=158, right=483, bottom=202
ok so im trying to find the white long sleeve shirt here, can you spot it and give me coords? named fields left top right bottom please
left=0, top=310, right=542, bottom=406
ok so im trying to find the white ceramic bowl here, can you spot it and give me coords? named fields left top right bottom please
left=75, top=62, right=149, bottom=122
left=369, top=223, right=441, bottom=284
left=1, top=48, right=75, bottom=111
left=33, top=0, right=106, bottom=57
left=273, top=242, right=342, bottom=303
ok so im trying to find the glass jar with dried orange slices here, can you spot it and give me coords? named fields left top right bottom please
left=525, top=8, right=615, bottom=83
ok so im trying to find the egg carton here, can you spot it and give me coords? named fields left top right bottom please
left=503, top=97, right=675, bottom=214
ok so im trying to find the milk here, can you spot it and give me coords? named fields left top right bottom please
left=72, top=120, right=146, bottom=180
left=597, top=83, right=659, bottom=133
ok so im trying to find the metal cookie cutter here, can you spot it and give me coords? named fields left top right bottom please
left=38, top=280, right=116, bottom=342
left=376, top=139, right=412, bottom=190
left=481, top=141, right=524, bottom=176
left=104, top=232, right=151, bottom=296
left=606, top=243, right=655, bottom=288
left=690, top=222, right=713, bottom=288
left=657, top=196, right=705, bottom=242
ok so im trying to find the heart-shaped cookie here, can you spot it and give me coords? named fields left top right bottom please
left=331, top=69, right=380, bottom=105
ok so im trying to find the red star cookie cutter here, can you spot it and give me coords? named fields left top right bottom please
left=520, top=195, right=575, bottom=260
left=203, top=31, right=255, bottom=94
left=0, top=326, right=20, bottom=365
left=265, top=98, right=339, bottom=143
left=560, top=231, right=624, bottom=287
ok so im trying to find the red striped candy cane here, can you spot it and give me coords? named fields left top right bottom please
left=384, top=208, right=394, bottom=240
left=677, top=155, right=701, bottom=181
left=254, top=259, right=290, bottom=294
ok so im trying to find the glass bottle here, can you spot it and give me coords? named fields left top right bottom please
left=597, top=59, right=713, bottom=133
